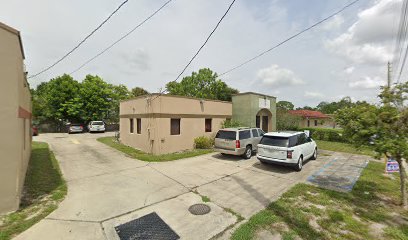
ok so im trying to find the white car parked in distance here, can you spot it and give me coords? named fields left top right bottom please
left=257, top=131, right=317, bottom=171
left=88, top=121, right=106, bottom=133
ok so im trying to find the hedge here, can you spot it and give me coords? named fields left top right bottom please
left=299, top=127, right=347, bottom=143
left=194, top=136, right=214, bottom=149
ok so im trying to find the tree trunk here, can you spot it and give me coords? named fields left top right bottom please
left=398, top=158, right=408, bottom=208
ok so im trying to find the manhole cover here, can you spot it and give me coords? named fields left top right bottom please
left=115, top=212, right=179, bottom=240
left=188, top=204, right=211, bottom=215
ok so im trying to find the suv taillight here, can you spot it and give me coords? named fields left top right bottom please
left=287, top=150, right=293, bottom=159
left=236, top=140, right=240, bottom=149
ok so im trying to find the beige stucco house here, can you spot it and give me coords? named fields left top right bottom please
left=289, top=110, right=336, bottom=129
left=120, top=94, right=232, bottom=155
left=0, top=22, right=32, bottom=215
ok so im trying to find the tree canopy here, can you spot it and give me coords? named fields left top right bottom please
left=166, top=68, right=238, bottom=101
left=277, top=101, right=294, bottom=111
left=336, top=82, right=408, bottom=207
left=31, top=74, right=141, bottom=124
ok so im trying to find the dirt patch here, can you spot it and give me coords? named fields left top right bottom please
left=255, top=229, right=281, bottom=240
left=309, top=215, right=323, bottom=232
left=368, top=222, right=386, bottom=238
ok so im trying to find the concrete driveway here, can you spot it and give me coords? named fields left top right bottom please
left=15, top=133, right=364, bottom=240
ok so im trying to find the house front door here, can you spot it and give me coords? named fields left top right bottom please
left=262, top=116, right=268, bottom=132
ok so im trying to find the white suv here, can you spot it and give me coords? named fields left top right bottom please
left=257, top=131, right=317, bottom=171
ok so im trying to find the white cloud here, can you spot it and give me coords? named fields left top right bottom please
left=348, top=76, right=385, bottom=89
left=325, top=0, right=401, bottom=65
left=304, top=91, right=325, bottom=99
left=322, top=15, right=344, bottom=30
left=344, top=66, right=355, bottom=74
left=256, top=64, right=304, bottom=87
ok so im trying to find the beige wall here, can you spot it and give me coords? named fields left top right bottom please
left=120, top=95, right=232, bottom=154
left=0, top=23, right=31, bottom=215
left=299, top=118, right=336, bottom=129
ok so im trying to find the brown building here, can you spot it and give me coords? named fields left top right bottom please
left=120, top=94, right=232, bottom=155
left=289, top=110, right=336, bottom=128
left=0, top=22, right=32, bottom=215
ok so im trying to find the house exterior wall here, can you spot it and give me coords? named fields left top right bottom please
left=120, top=95, right=232, bottom=155
left=0, top=23, right=31, bottom=215
left=299, top=118, right=336, bottom=129
left=232, top=93, right=277, bottom=131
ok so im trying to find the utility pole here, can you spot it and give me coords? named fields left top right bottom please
left=388, top=61, right=391, bottom=87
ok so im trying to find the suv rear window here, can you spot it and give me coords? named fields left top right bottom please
left=215, top=130, right=236, bottom=140
left=260, top=136, right=289, bottom=147
left=239, top=130, right=251, bottom=140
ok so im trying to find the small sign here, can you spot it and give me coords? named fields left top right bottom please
left=386, top=159, right=400, bottom=173
left=259, top=98, right=270, bottom=108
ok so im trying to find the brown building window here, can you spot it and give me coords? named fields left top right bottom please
left=307, top=119, right=310, bottom=127
left=314, top=120, right=318, bottom=126
left=171, top=119, right=180, bottom=135
left=130, top=119, right=134, bottom=133
left=137, top=118, right=141, bottom=134
left=205, top=119, right=212, bottom=132
left=256, top=116, right=260, bottom=128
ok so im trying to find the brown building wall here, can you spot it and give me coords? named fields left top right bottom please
left=0, top=23, right=31, bottom=215
left=120, top=95, right=232, bottom=154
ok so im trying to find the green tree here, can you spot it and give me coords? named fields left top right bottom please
left=33, top=74, right=81, bottom=123
left=80, top=75, right=114, bottom=121
left=277, top=101, right=294, bottom=111
left=108, top=84, right=131, bottom=123
left=166, top=68, right=238, bottom=101
left=131, top=87, right=149, bottom=97
left=276, top=110, right=301, bottom=130
left=336, top=82, right=408, bottom=207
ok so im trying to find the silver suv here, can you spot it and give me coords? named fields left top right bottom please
left=214, top=127, right=265, bottom=159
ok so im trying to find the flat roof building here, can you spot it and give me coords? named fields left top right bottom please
left=120, top=94, right=232, bottom=155
left=119, top=92, right=277, bottom=155
left=0, top=22, right=32, bottom=215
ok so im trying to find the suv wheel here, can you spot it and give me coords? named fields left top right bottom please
left=310, top=148, right=317, bottom=160
left=294, top=156, right=303, bottom=171
left=244, top=146, right=252, bottom=159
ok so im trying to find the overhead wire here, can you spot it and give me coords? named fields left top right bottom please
left=70, top=0, right=174, bottom=75
left=151, top=0, right=237, bottom=101
left=28, top=0, right=130, bottom=79
left=395, top=0, right=408, bottom=83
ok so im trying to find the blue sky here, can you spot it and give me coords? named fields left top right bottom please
left=0, top=0, right=400, bottom=107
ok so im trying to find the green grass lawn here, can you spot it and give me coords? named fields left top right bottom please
left=97, top=136, right=214, bottom=162
left=232, top=161, right=408, bottom=240
left=0, top=142, right=67, bottom=240
left=316, top=140, right=376, bottom=157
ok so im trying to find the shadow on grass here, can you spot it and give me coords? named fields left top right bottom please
left=21, top=142, right=65, bottom=206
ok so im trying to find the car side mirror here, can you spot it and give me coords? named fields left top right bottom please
left=307, top=137, right=312, bottom=142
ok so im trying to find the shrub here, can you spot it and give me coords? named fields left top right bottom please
left=300, top=128, right=346, bottom=143
left=221, top=119, right=244, bottom=128
left=194, top=136, right=213, bottom=149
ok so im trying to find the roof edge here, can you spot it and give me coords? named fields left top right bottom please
left=0, top=22, right=25, bottom=59
left=232, top=92, right=276, bottom=99
left=120, top=93, right=233, bottom=104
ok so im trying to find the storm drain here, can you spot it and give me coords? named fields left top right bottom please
left=114, top=212, right=179, bottom=240
left=188, top=204, right=211, bottom=215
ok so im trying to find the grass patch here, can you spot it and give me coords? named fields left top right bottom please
left=201, top=195, right=211, bottom=203
left=0, top=142, right=66, bottom=240
left=316, top=140, right=376, bottom=157
left=232, top=161, right=407, bottom=240
left=97, top=137, right=213, bottom=162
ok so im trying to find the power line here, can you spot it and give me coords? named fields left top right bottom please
left=70, top=0, right=174, bottom=75
left=151, top=0, right=237, bottom=100
left=391, top=0, right=408, bottom=81
left=219, top=0, right=361, bottom=77
left=173, top=0, right=237, bottom=82
left=395, top=0, right=408, bottom=83
left=28, top=0, right=130, bottom=79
